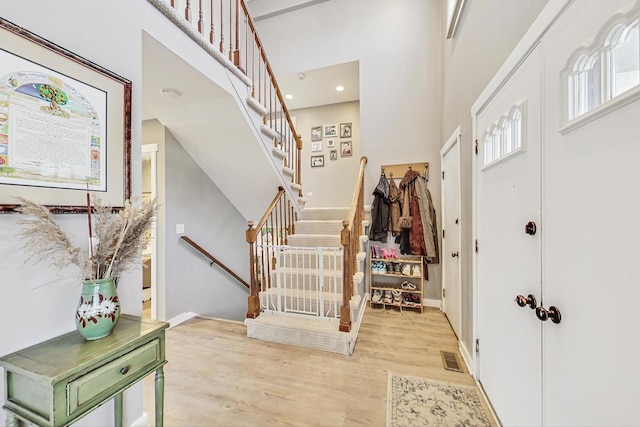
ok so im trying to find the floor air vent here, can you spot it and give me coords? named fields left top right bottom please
left=440, top=350, right=463, bottom=373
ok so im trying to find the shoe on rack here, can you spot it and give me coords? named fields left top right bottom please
left=392, top=290, right=402, bottom=306
left=389, top=248, right=397, bottom=259
left=411, top=264, right=422, bottom=277
left=371, top=245, right=380, bottom=259
left=401, top=264, right=412, bottom=276
left=372, top=289, right=382, bottom=303
left=401, top=281, right=411, bottom=290
left=384, top=290, right=393, bottom=304
left=380, top=247, right=390, bottom=259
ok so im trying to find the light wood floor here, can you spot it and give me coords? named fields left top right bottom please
left=143, top=306, right=496, bottom=426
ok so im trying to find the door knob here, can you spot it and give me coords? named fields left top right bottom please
left=515, top=294, right=537, bottom=309
left=535, top=305, right=561, bottom=324
left=451, top=251, right=459, bottom=258
left=525, top=221, right=537, bottom=236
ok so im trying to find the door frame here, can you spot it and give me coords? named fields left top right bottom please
left=142, top=143, right=159, bottom=319
left=440, top=126, right=462, bottom=339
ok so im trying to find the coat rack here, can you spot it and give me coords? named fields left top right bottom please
left=381, top=162, right=429, bottom=181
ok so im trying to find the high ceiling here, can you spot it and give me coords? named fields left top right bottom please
left=247, top=0, right=359, bottom=111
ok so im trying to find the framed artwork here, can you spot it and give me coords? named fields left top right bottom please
left=340, top=141, right=352, bottom=157
left=329, top=150, right=337, bottom=161
left=323, top=124, right=337, bottom=138
left=311, top=125, right=322, bottom=142
left=311, top=155, right=324, bottom=167
left=0, top=18, right=132, bottom=213
left=340, top=123, right=352, bottom=138
left=326, top=139, right=335, bottom=148
left=311, top=141, right=322, bottom=152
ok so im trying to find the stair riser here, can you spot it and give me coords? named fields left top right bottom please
left=278, top=252, right=343, bottom=269
left=302, top=208, right=351, bottom=221
left=287, top=235, right=341, bottom=247
left=295, top=221, right=344, bottom=235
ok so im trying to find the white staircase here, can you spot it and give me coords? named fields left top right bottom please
left=244, top=207, right=369, bottom=355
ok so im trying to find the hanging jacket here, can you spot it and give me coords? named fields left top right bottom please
left=369, top=173, right=390, bottom=242
left=388, top=177, right=401, bottom=236
left=415, top=175, right=439, bottom=263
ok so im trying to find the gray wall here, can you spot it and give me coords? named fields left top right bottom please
left=292, top=101, right=361, bottom=208
left=163, top=128, right=249, bottom=321
left=440, top=0, right=550, bottom=356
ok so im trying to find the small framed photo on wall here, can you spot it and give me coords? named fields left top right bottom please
left=311, top=141, right=322, bottom=152
left=327, top=139, right=335, bottom=148
left=324, top=124, right=337, bottom=138
left=311, top=155, right=325, bottom=167
left=330, top=150, right=337, bottom=160
left=340, top=123, right=352, bottom=138
left=340, top=141, right=352, bottom=157
left=311, top=126, right=322, bottom=142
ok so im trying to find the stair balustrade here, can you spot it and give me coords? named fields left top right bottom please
left=246, top=187, right=297, bottom=319
left=149, top=0, right=302, bottom=194
left=339, top=156, right=368, bottom=332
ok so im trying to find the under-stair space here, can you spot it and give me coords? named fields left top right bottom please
left=245, top=207, right=369, bottom=355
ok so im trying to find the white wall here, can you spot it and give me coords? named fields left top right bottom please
left=292, top=101, right=360, bottom=208
left=440, top=0, right=549, bottom=357
left=254, top=0, right=444, bottom=296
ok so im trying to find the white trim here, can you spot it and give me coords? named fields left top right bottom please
left=247, top=96, right=268, bottom=116
left=142, top=144, right=159, bottom=320
left=459, top=339, right=475, bottom=379
left=559, top=84, right=640, bottom=134
left=131, top=413, right=150, bottom=427
left=471, top=112, right=479, bottom=379
left=440, top=126, right=462, bottom=341
left=471, top=0, right=574, bottom=115
left=423, top=298, right=442, bottom=309
left=475, top=379, right=501, bottom=426
left=168, top=311, right=199, bottom=328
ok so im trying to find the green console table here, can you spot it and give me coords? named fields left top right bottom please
left=0, top=315, right=168, bottom=427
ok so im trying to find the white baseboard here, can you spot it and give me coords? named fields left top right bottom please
left=459, top=339, right=475, bottom=378
left=423, top=298, right=442, bottom=309
left=168, top=311, right=198, bottom=329
left=131, top=413, right=149, bottom=427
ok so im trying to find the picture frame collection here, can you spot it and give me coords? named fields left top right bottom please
left=310, top=122, right=352, bottom=167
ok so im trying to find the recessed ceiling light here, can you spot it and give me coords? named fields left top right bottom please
left=160, top=88, right=181, bottom=98
left=336, top=85, right=345, bottom=92
left=285, top=94, right=293, bottom=99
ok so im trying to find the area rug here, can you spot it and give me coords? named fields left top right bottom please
left=386, top=372, right=492, bottom=427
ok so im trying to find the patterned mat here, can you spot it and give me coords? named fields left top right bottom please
left=387, top=372, right=492, bottom=427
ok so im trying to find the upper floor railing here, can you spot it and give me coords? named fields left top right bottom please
left=150, top=0, right=302, bottom=194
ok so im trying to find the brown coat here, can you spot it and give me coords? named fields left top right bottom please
left=388, top=178, right=401, bottom=235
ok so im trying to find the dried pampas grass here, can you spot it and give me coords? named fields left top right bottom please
left=16, top=196, right=157, bottom=280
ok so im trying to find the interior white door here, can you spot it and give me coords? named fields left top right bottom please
left=476, top=45, right=543, bottom=426
left=441, top=130, right=462, bottom=338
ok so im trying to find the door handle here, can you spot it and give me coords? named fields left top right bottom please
left=535, top=305, right=561, bottom=324
left=515, top=294, right=537, bottom=309
left=525, top=221, right=537, bottom=236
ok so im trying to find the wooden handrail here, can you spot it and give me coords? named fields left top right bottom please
left=248, top=186, right=285, bottom=242
left=180, top=235, right=250, bottom=289
left=340, top=156, right=368, bottom=332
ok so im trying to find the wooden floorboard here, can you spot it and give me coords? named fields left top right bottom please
left=144, top=306, right=496, bottom=426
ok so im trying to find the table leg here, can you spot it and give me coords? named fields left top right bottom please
left=114, top=392, right=123, bottom=427
left=155, top=367, right=165, bottom=427
left=5, top=412, right=19, bottom=427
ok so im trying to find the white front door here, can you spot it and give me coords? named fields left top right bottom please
left=441, top=129, right=462, bottom=338
left=476, top=45, right=543, bottom=426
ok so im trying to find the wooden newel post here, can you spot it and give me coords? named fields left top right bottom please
left=246, top=220, right=261, bottom=319
left=340, top=220, right=352, bottom=332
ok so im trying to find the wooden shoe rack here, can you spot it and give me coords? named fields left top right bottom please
left=369, top=256, right=424, bottom=313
